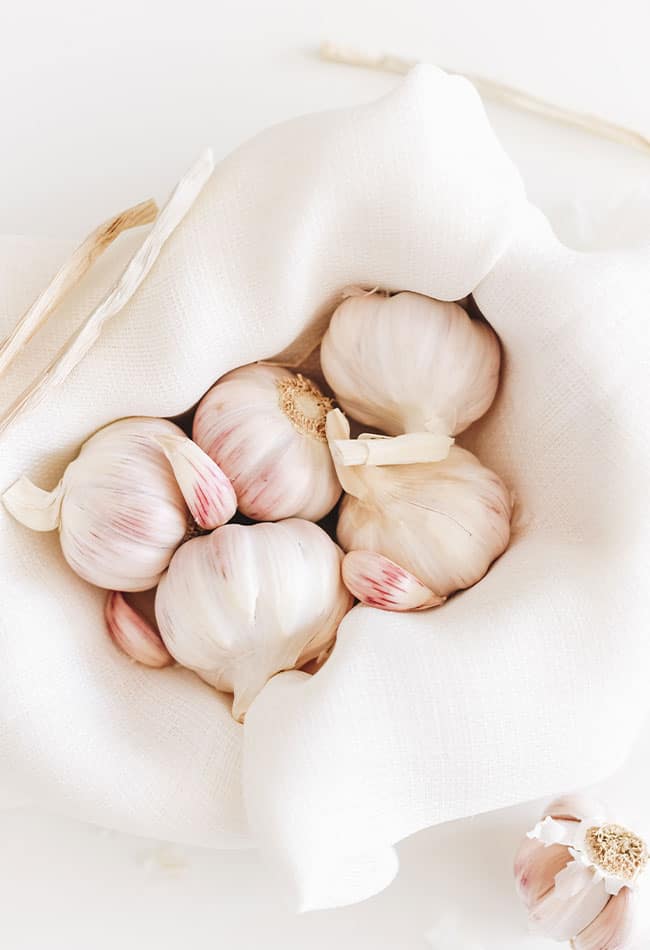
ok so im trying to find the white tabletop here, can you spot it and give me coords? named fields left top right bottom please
left=2, top=2, right=650, bottom=947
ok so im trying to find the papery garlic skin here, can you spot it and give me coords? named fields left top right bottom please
left=193, top=364, right=342, bottom=522
left=155, top=519, right=353, bottom=721
left=328, top=411, right=511, bottom=598
left=2, top=417, right=236, bottom=591
left=320, top=289, right=500, bottom=436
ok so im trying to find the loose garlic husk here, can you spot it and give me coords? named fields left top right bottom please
left=327, top=409, right=511, bottom=599
left=320, top=288, right=500, bottom=438
left=2, top=417, right=237, bottom=591
left=155, top=518, right=353, bottom=721
left=193, top=364, right=342, bottom=522
left=514, top=795, right=646, bottom=947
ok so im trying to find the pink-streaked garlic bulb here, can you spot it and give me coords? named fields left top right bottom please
left=326, top=409, right=511, bottom=601
left=514, top=795, right=647, bottom=948
left=320, top=288, right=501, bottom=438
left=193, top=364, right=342, bottom=522
left=155, top=519, right=353, bottom=721
left=2, top=417, right=237, bottom=591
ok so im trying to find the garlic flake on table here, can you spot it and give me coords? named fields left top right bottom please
left=327, top=410, right=511, bottom=600
left=193, top=364, right=342, bottom=522
left=320, top=288, right=501, bottom=439
left=155, top=518, right=353, bottom=721
left=2, top=417, right=237, bottom=591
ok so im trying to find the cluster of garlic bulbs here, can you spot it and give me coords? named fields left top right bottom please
left=3, top=284, right=512, bottom=719
left=514, top=796, right=647, bottom=948
left=3, top=365, right=351, bottom=721
left=321, top=288, right=511, bottom=609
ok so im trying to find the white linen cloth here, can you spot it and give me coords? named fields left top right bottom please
left=1, top=65, right=649, bottom=910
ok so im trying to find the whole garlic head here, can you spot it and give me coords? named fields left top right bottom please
left=2, top=417, right=237, bottom=591
left=320, top=288, right=500, bottom=437
left=193, top=364, right=342, bottom=522
left=155, top=518, right=353, bottom=721
left=514, top=796, right=645, bottom=947
left=327, top=410, right=511, bottom=599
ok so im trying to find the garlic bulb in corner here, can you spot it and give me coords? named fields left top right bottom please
left=193, top=364, right=342, bottom=522
left=514, top=796, right=645, bottom=947
left=2, top=417, right=237, bottom=591
left=320, top=289, right=500, bottom=437
left=155, top=519, right=353, bottom=721
left=327, top=410, right=511, bottom=598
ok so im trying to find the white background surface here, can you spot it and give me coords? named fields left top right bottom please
left=2, top=2, right=650, bottom=947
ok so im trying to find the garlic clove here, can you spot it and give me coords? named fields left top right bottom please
left=572, top=887, right=636, bottom=950
left=332, top=430, right=454, bottom=466
left=514, top=837, right=572, bottom=910
left=105, top=591, right=173, bottom=668
left=342, top=550, right=445, bottom=611
left=529, top=861, right=610, bottom=942
left=154, top=432, right=237, bottom=530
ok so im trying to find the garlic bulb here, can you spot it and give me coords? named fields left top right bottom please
left=514, top=796, right=645, bottom=947
left=193, top=364, right=342, bottom=521
left=155, top=519, right=353, bottom=721
left=327, top=409, right=511, bottom=599
left=2, top=417, right=237, bottom=591
left=320, top=288, right=500, bottom=437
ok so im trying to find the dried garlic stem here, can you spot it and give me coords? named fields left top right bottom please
left=325, top=409, right=369, bottom=498
left=0, top=199, right=158, bottom=378
left=320, top=40, right=650, bottom=155
left=0, top=149, right=215, bottom=438
left=333, top=431, right=453, bottom=466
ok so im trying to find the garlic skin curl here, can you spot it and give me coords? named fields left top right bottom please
left=2, top=417, right=236, bottom=591
left=320, top=289, right=500, bottom=437
left=193, top=364, right=342, bottom=522
left=155, top=519, right=353, bottom=722
left=327, top=410, right=511, bottom=599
